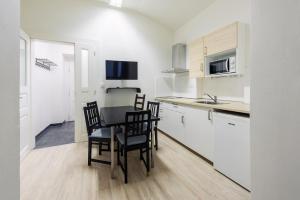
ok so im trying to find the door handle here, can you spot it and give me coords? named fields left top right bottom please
left=208, top=110, right=211, bottom=120
left=228, top=123, right=236, bottom=126
left=200, top=63, right=204, bottom=72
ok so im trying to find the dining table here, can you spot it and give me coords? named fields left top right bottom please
left=100, top=106, right=160, bottom=178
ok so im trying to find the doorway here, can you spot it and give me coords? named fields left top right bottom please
left=31, top=39, right=75, bottom=149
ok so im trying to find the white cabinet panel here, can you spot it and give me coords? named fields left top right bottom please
left=158, top=102, right=214, bottom=161
left=185, top=106, right=214, bottom=161
left=158, top=103, right=185, bottom=143
left=214, top=112, right=251, bottom=190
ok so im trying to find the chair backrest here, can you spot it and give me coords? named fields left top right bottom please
left=87, top=101, right=105, bottom=127
left=134, top=94, right=146, bottom=110
left=124, top=110, right=151, bottom=146
left=147, top=101, right=160, bottom=117
left=83, top=105, right=102, bottom=135
left=87, top=101, right=98, bottom=108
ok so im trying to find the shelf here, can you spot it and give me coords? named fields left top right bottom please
left=35, top=58, right=57, bottom=71
left=106, top=87, right=141, bottom=94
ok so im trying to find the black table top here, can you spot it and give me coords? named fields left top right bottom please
left=100, top=106, right=160, bottom=127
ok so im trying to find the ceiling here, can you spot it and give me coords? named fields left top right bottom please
left=99, top=0, right=216, bottom=30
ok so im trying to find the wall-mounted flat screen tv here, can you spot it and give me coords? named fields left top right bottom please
left=106, top=60, right=138, bottom=80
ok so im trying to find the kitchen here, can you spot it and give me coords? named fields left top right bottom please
left=155, top=21, right=251, bottom=190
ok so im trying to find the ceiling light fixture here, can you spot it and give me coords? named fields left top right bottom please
left=109, top=0, right=123, bottom=8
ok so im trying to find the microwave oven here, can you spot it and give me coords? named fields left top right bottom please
left=209, top=56, right=236, bottom=75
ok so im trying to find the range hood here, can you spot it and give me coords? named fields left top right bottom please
left=162, top=43, right=188, bottom=73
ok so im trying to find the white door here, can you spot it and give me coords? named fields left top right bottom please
left=74, top=43, right=97, bottom=142
left=20, top=30, right=31, bottom=159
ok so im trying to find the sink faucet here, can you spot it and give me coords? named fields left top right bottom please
left=204, top=93, right=218, bottom=103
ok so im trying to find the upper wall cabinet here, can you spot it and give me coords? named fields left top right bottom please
left=188, top=38, right=205, bottom=78
left=203, top=22, right=238, bottom=56
left=187, top=22, right=248, bottom=78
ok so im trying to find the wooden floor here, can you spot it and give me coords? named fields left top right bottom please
left=21, top=132, right=250, bottom=200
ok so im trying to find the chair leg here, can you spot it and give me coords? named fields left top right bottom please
left=124, top=150, right=128, bottom=184
left=99, top=142, right=102, bottom=155
left=155, top=127, right=158, bottom=150
left=117, top=142, right=120, bottom=165
left=146, top=145, right=150, bottom=173
left=140, top=148, right=143, bottom=160
left=88, top=139, right=92, bottom=166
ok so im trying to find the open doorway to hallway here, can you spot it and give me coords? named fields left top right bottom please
left=31, top=40, right=75, bottom=149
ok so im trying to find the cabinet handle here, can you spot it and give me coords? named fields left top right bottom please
left=228, top=123, right=236, bottom=126
left=181, top=115, right=185, bottom=124
left=204, top=46, right=208, bottom=55
left=208, top=110, right=211, bottom=120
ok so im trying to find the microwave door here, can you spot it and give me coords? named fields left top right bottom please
left=210, top=59, right=227, bottom=74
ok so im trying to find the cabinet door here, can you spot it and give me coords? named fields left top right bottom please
left=214, top=113, right=251, bottom=190
left=158, top=104, right=185, bottom=143
left=184, top=106, right=214, bottom=161
left=158, top=104, right=170, bottom=134
left=188, top=38, right=204, bottom=78
left=204, top=22, right=238, bottom=56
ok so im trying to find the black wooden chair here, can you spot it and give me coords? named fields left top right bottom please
left=116, top=110, right=151, bottom=183
left=134, top=94, right=146, bottom=110
left=147, top=101, right=160, bottom=150
left=86, top=101, right=109, bottom=155
left=83, top=104, right=121, bottom=166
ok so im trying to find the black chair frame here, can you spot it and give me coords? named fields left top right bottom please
left=147, top=101, right=160, bottom=150
left=117, top=110, right=151, bottom=183
left=86, top=101, right=110, bottom=154
left=83, top=104, right=111, bottom=166
left=134, top=94, right=146, bottom=110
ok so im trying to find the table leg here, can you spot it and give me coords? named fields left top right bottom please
left=110, top=126, right=115, bottom=178
left=151, top=125, right=155, bottom=168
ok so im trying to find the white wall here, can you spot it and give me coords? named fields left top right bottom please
left=251, top=0, right=300, bottom=199
left=31, top=40, right=74, bottom=136
left=21, top=0, right=173, bottom=107
left=0, top=0, right=20, bottom=199
left=174, top=0, right=251, bottom=100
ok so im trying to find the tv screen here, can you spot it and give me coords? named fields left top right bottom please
left=106, top=60, right=138, bottom=80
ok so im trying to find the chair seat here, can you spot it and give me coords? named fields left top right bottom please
left=89, top=127, right=122, bottom=140
left=116, top=134, right=147, bottom=146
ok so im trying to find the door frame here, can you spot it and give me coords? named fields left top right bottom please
left=20, top=29, right=33, bottom=160
left=30, top=36, right=100, bottom=144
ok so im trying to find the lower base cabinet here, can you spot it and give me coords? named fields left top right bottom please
left=213, top=112, right=251, bottom=190
left=185, top=106, right=214, bottom=161
left=158, top=101, right=251, bottom=190
left=159, top=103, right=185, bottom=143
left=158, top=102, right=214, bottom=162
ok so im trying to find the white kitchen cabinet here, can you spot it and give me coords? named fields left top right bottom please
left=203, top=22, right=238, bottom=56
left=184, top=106, right=214, bottom=161
left=188, top=38, right=205, bottom=78
left=213, top=112, right=251, bottom=190
left=158, top=102, right=214, bottom=161
left=158, top=103, right=185, bottom=143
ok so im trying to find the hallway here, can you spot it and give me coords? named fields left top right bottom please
left=35, top=121, right=74, bottom=149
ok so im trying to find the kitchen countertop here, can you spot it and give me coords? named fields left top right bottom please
left=155, top=97, right=250, bottom=114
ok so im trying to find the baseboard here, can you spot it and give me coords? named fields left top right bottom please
left=20, top=145, right=31, bottom=161
left=76, top=133, right=88, bottom=143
